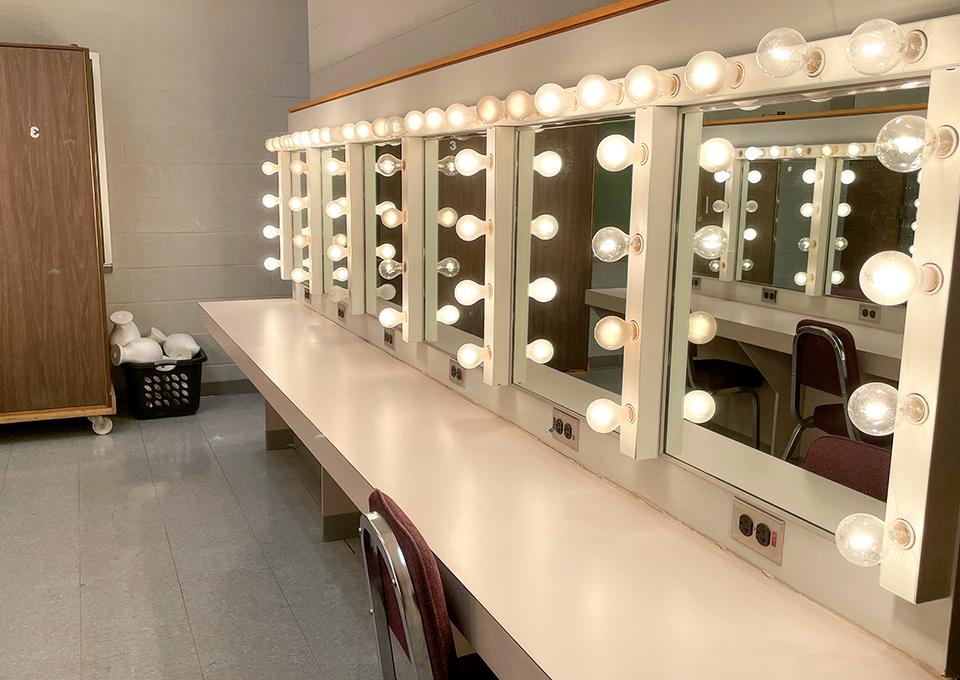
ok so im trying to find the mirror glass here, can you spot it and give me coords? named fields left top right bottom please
left=512, top=116, right=633, bottom=415
left=365, top=141, right=403, bottom=314
left=292, top=151, right=311, bottom=291
left=666, top=84, right=927, bottom=529
left=423, top=133, right=487, bottom=356
left=322, top=146, right=348, bottom=294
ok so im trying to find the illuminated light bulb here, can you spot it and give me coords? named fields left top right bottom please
left=376, top=201, right=396, bottom=216
left=742, top=147, right=762, bottom=162
left=909, top=244, right=916, bottom=255
left=743, top=227, right=758, bottom=241
left=262, top=225, right=280, bottom=239
left=848, top=383, right=928, bottom=436
left=375, top=153, right=403, bottom=176
left=835, top=514, right=888, bottom=566
left=288, top=196, right=309, bottom=211
left=837, top=203, right=852, bottom=217
left=261, top=161, right=279, bottom=176
left=372, top=117, right=389, bottom=138
left=454, top=280, right=489, bottom=306
left=533, top=150, right=563, bottom=177
left=683, top=51, right=741, bottom=95
left=835, top=236, right=849, bottom=251
left=332, top=233, right=347, bottom=247
left=831, top=270, right=845, bottom=285
left=846, top=143, right=863, bottom=157
left=325, top=198, right=348, bottom=219
left=800, top=202, right=818, bottom=218
left=437, top=257, right=461, bottom=278
left=576, top=74, right=622, bottom=110
left=504, top=90, right=535, bottom=121
left=917, top=169, right=922, bottom=184
left=597, top=134, right=644, bottom=172
left=341, top=123, right=356, bottom=141
left=457, top=343, right=490, bottom=369
left=377, top=284, right=397, bottom=300
left=377, top=258, right=403, bottom=280
left=445, top=103, right=476, bottom=129
left=859, top=250, right=941, bottom=306
left=378, top=307, right=406, bottom=329
left=875, top=115, right=957, bottom=173
left=692, top=225, right=727, bottom=259
left=745, top=200, right=758, bottom=213
left=262, top=194, right=280, bottom=208
left=526, top=339, right=555, bottom=364
left=290, top=268, right=308, bottom=283
left=455, top=214, right=491, bottom=241
left=623, top=65, right=677, bottom=105
left=324, top=157, right=348, bottom=176
left=821, top=144, right=835, bottom=157
left=404, top=110, right=425, bottom=133
left=387, top=116, right=404, bottom=137
left=756, top=27, right=824, bottom=78
left=768, top=145, right=783, bottom=158
left=292, top=233, right=310, bottom=248
left=688, top=311, right=717, bottom=344
left=747, top=170, right=762, bottom=184
left=436, top=305, right=460, bottom=325
left=585, top=399, right=634, bottom=434
left=264, top=139, right=277, bottom=152
left=794, top=271, right=811, bottom=287
left=699, top=137, right=735, bottom=172
left=712, top=200, right=728, bottom=213
left=531, top=214, right=559, bottom=240
left=840, top=169, right=856, bottom=184
left=437, top=207, right=459, bottom=228
left=846, top=19, right=926, bottom=76
left=263, top=256, right=280, bottom=271
left=375, top=243, right=396, bottom=260
left=802, top=168, right=819, bottom=184
left=290, top=159, right=309, bottom=175
left=915, top=198, right=921, bottom=208
left=798, top=237, right=815, bottom=252
left=424, top=107, right=446, bottom=131
left=911, top=221, right=918, bottom=232
left=332, top=267, right=349, bottom=282
left=592, top=226, right=641, bottom=262
left=594, top=316, right=638, bottom=351
left=319, top=127, right=333, bottom=144
left=528, top=277, right=557, bottom=303
left=326, top=243, right=349, bottom=262
left=741, top=258, right=754, bottom=272
left=534, top=82, right=576, bottom=117
left=714, top=170, right=731, bottom=183
left=438, top=155, right=457, bottom=176
left=476, top=95, right=505, bottom=124
left=309, top=128, right=322, bottom=145
left=454, top=148, right=491, bottom=176
left=708, top=260, right=722, bottom=273
left=381, top=207, right=405, bottom=228
left=683, top=390, right=717, bottom=424
left=355, top=120, right=372, bottom=140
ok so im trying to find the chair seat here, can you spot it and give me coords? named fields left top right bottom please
left=811, top=404, right=892, bottom=447
left=690, top=359, right=764, bottom=392
left=802, top=435, right=891, bottom=501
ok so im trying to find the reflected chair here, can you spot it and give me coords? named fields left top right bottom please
left=361, top=490, right=497, bottom=680
left=802, top=435, right=891, bottom=501
left=687, top=344, right=765, bottom=449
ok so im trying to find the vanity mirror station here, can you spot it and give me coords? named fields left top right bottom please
left=233, top=12, right=960, bottom=678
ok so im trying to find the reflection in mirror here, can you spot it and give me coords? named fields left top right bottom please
left=322, top=146, right=348, bottom=295
left=513, top=116, right=633, bottom=416
left=365, top=142, right=403, bottom=315
left=667, top=84, right=928, bottom=529
left=291, top=151, right=310, bottom=288
left=423, top=133, right=486, bottom=356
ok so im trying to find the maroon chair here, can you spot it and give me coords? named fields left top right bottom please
left=802, top=435, right=891, bottom=501
left=361, top=490, right=496, bottom=680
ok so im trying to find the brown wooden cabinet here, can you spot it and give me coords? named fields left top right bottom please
left=0, top=43, right=114, bottom=426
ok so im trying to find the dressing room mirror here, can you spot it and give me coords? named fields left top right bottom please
left=423, top=132, right=487, bottom=356
left=512, top=115, right=634, bottom=416
left=364, top=141, right=403, bottom=314
left=292, top=150, right=311, bottom=289
left=322, top=146, right=349, bottom=294
left=666, top=84, right=927, bottom=529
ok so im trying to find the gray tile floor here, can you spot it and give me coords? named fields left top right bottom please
left=0, top=393, right=380, bottom=680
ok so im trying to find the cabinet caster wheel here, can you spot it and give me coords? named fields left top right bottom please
left=89, top=416, right=113, bottom=435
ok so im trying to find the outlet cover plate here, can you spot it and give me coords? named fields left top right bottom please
left=550, top=407, right=580, bottom=451
left=858, top=303, right=882, bottom=324
left=448, top=359, right=465, bottom=387
left=730, top=497, right=785, bottom=566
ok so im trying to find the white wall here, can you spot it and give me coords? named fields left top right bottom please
left=0, top=0, right=309, bottom=383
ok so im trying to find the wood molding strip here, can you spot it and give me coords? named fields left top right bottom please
left=290, top=0, right=668, bottom=113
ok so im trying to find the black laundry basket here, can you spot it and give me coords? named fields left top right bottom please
left=123, top=349, right=207, bottom=419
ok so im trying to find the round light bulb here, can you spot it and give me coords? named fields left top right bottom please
left=263, top=256, right=280, bottom=271
left=375, top=243, right=396, bottom=260
left=596, top=134, right=637, bottom=172
left=438, top=155, right=457, bottom=176
left=835, top=513, right=888, bottom=567
left=476, top=96, right=505, bottom=124
left=576, top=74, right=621, bottom=110
left=623, top=65, right=675, bottom=106
left=526, top=339, right=555, bottom=364
left=592, top=226, right=632, bottom=262
left=712, top=199, right=728, bottom=213
left=831, top=270, right=845, bottom=285
left=744, top=146, right=763, bottom=161
left=847, top=143, right=863, bottom=157
left=504, top=90, right=535, bottom=121
left=837, top=203, right=852, bottom=217
left=693, top=225, right=727, bottom=259
left=290, top=159, right=309, bottom=175
left=594, top=316, right=637, bottom=351
left=769, top=145, right=783, bottom=158
left=424, top=107, right=445, bottom=131
left=325, top=198, right=348, bottom=219
left=326, top=243, right=348, bottom=262
left=324, top=158, right=347, bottom=176
left=533, top=150, right=563, bottom=177
left=355, top=121, right=373, bottom=140
left=859, top=250, right=927, bottom=306
left=381, top=207, right=405, bottom=228
left=377, top=284, right=397, bottom=300
left=747, top=169, right=762, bottom=184
left=585, top=399, right=633, bottom=434
left=688, top=311, right=717, bottom=344
left=387, top=117, right=404, bottom=137
left=741, top=258, right=754, bottom=272
left=528, top=277, right=557, bottom=303
left=684, top=51, right=738, bottom=95
left=454, top=148, right=490, bottom=176
left=437, top=257, right=461, bottom=278
left=846, top=19, right=915, bottom=76
left=454, top=280, right=488, bottom=306
left=332, top=233, right=347, bottom=247
left=372, top=117, right=388, bottom=138
left=319, top=128, right=333, bottom=144
left=683, top=390, right=717, bottom=424
left=743, top=227, right=758, bottom=241
left=262, top=194, right=280, bottom=208
left=445, top=103, right=476, bottom=130
left=341, top=123, right=356, bottom=141
left=714, top=170, right=731, bottom=183
left=801, top=168, right=819, bottom=184
left=288, top=196, right=308, bottom=211
left=756, top=27, right=821, bottom=78
left=309, top=128, right=322, bottom=145
left=794, top=271, right=810, bottom=287
left=911, top=221, right=918, bottom=232
left=455, top=214, right=490, bottom=241
left=457, top=343, right=490, bottom=369
left=800, top=202, right=817, bottom=218
left=835, top=236, right=849, bottom=251
left=375, top=153, right=402, bottom=176
left=534, top=82, right=576, bottom=117
left=404, top=110, right=425, bottom=133
left=708, top=260, right=722, bottom=273
left=798, top=237, right=815, bottom=252
left=261, top=161, right=279, bottom=176
left=699, top=137, right=735, bottom=172
left=292, top=234, right=310, bottom=248
left=436, top=305, right=460, bottom=325
left=378, top=307, right=406, bottom=329
left=290, top=268, right=308, bottom=283
left=437, top=207, right=459, bottom=228
left=262, top=225, right=280, bottom=239
left=531, top=214, right=559, bottom=240
left=840, top=169, right=856, bottom=184
left=375, top=201, right=396, bottom=217
left=332, top=266, right=349, bottom=282
left=377, top=258, right=403, bottom=280
left=875, top=115, right=939, bottom=173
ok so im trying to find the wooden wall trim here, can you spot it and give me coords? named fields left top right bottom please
left=290, top=0, right=668, bottom=113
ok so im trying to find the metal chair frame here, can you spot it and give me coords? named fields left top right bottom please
left=780, top=325, right=859, bottom=461
left=687, top=351, right=762, bottom=450
left=360, top=511, right=435, bottom=680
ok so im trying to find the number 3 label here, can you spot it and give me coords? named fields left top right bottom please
left=29, top=126, right=39, bottom=139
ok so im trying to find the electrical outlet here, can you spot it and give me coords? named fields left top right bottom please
left=761, top=287, right=778, bottom=305
left=336, top=302, right=347, bottom=320
left=448, top=359, right=465, bottom=387
left=383, top=328, right=395, bottom=350
left=858, top=303, right=882, bottom=324
left=549, top=407, right=580, bottom=451
left=730, top=498, right=785, bottom=565
left=692, top=276, right=701, bottom=289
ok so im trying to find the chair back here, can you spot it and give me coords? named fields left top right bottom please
left=802, top=435, right=891, bottom=501
left=793, top=320, right=860, bottom=397
left=361, top=490, right=457, bottom=680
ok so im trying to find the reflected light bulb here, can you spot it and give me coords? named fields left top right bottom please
left=262, top=225, right=280, bottom=239
left=528, top=277, right=557, bottom=303
left=798, top=237, right=815, bottom=252
left=592, top=226, right=633, bottom=262
left=290, top=268, right=308, bottom=283
left=708, top=260, right=722, bottom=273
left=290, top=159, right=309, bottom=175
left=377, top=258, right=403, bottom=280
left=381, top=207, right=405, bottom=228
left=438, top=155, right=457, bottom=176
left=436, top=305, right=460, bottom=325
left=263, top=256, right=280, bottom=271
left=828, top=271, right=843, bottom=286
left=714, top=170, right=731, bottom=183
left=332, top=233, right=348, bottom=247
left=743, top=227, right=758, bottom=241
left=454, top=148, right=490, bottom=176
left=261, top=161, right=279, bottom=176
left=326, top=243, right=348, bottom=262
left=597, top=134, right=638, bottom=172
left=712, top=200, right=728, bottom=213
left=875, top=115, right=944, bottom=173
left=683, top=390, right=716, bottom=424
left=576, top=74, right=622, bottom=110
left=835, top=237, right=848, bottom=251
left=835, top=513, right=888, bottom=567
left=404, top=110, right=425, bottom=133
left=741, top=258, right=754, bottom=272
left=747, top=170, right=762, bottom=184
left=623, top=65, right=675, bottom=106
left=693, top=225, right=727, bottom=259
left=533, top=150, right=563, bottom=177
left=801, top=169, right=819, bottom=184
left=288, top=196, right=309, bottom=211
left=846, top=19, right=921, bottom=76
left=800, top=202, right=817, bottom=218
left=332, top=266, right=349, bottom=282
left=699, top=137, right=735, bottom=172
left=375, top=153, right=402, bottom=176
left=292, top=234, right=310, bottom=248
left=262, top=194, right=280, bottom=208
left=378, top=307, right=406, bottom=329
left=437, top=257, right=461, bottom=278
left=768, top=145, right=783, bottom=158
left=859, top=250, right=935, bottom=306
left=534, top=82, right=576, bottom=116
left=324, top=158, right=348, bottom=176
left=454, top=280, right=489, bottom=306
left=505, top=90, right=535, bottom=121
left=377, top=283, right=397, bottom=300
left=744, top=146, right=763, bottom=161
left=437, top=207, right=459, bottom=228
left=837, top=203, right=851, bottom=217
left=794, top=271, right=810, bottom=286
left=531, top=214, right=559, bottom=240
left=847, top=143, right=862, bottom=157
left=457, top=343, right=490, bottom=369
left=684, top=51, right=739, bottom=95
left=526, top=339, right=555, bottom=364
left=688, top=311, right=717, bottom=344
left=756, top=27, right=822, bottom=78
left=594, top=316, right=637, bottom=351
left=840, top=169, right=856, bottom=184
left=375, top=243, right=396, bottom=260
left=455, top=215, right=490, bottom=241
left=476, top=96, right=505, bottom=124
left=446, top=103, right=475, bottom=129
left=585, top=399, right=633, bottom=434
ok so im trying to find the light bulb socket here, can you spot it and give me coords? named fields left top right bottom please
left=935, top=125, right=959, bottom=159
left=902, top=393, right=929, bottom=425
left=612, top=82, right=625, bottom=106
left=889, top=518, right=916, bottom=550
left=624, top=404, right=636, bottom=425
left=629, top=234, right=644, bottom=255
left=666, top=74, right=681, bottom=98
left=805, top=47, right=826, bottom=77
left=920, top=262, right=943, bottom=294
left=635, top=143, right=650, bottom=166
left=905, top=29, right=928, bottom=63
left=729, top=62, right=745, bottom=89
left=627, top=320, right=640, bottom=342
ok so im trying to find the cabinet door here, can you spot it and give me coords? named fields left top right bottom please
left=0, top=44, right=110, bottom=414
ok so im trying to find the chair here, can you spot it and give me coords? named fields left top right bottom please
left=687, top=344, right=765, bottom=449
left=360, top=490, right=497, bottom=680
left=802, top=435, right=891, bottom=501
